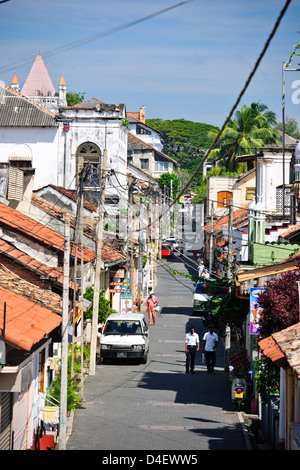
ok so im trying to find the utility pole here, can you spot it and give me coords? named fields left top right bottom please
left=58, top=215, right=70, bottom=450
left=227, top=199, right=233, bottom=279
left=209, top=201, right=214, bottom=273
left=137, top=196, right=143, bottom=311
left=89, top=149, right=107, bottom=376
left=225, top=199, right=233, bottom=371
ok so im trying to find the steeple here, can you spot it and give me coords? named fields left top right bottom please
left=22, top=52, right=56, bottom=98
left=58, top=74, right=67, bottom=107
left=21, top=52, right=63, bottom=113
left=10, top=72, right=20, bottom=92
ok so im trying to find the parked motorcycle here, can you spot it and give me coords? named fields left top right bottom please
left=230, top=366, right=247, bottom=411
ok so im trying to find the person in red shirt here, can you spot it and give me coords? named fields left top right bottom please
left=146, top=292, right=159, bottom=325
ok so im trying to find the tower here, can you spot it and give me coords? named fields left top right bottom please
left=21, top=52, right=66, bottom=112
left=10, top=73, right=20, bottom=92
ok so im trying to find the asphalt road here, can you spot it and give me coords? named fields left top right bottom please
left=66, top=252, right=247, bottom=452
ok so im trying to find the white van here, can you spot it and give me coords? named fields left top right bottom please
left=100, top=313, right=150, bottom=364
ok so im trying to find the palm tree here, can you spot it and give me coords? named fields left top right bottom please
left=209, top=102, right=278, bottom=172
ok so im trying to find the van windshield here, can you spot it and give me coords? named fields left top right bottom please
left=103, top=320, right=142, bottom=335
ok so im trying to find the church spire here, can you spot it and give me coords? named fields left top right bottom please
left=58, top=74, right=67, bottom=107
left=11, top=72, right=20, bottom=92
left=22, top=52, right=56, bottom=98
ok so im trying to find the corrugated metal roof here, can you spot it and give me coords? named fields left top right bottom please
left=0, top=83, right=57, bottom=127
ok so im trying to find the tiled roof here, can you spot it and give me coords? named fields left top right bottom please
left=30, top=194, right=126, bottom=265
left=272, top=323, right=300, bottom=378
left=0, top=203, right=95, bottom=263
left=0, top=83, right=57, bottom=127
left=0, top=282, right=61, bottom=351
left=204, top=205, right=250, bottom=235
left=128, top=133, right=178, bottom=164
left=0, top=238, right=65, bottom=287
left=34, top=185, right=98, bottom=213
left=259, top=322, right=300, bottom=378
left=0, top=267, right=62, bottom=314
left=72, top=97, right=106, bottom=107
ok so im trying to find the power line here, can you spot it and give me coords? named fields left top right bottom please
left=131, top=0, right=292, bottom=235
left=0, top=0, right=193, bottom=74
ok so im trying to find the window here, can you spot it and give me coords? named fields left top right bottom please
left=136, top=125, right=151, bottom=135
left=76, top=142, right=101, bottom=186
left=140, top=159, right=149, bottom=170
left=155, top=161, right=169, bottom=172
left=217, top=191, right=233, bottom=208
left=246, top=188, right=256, bottom=200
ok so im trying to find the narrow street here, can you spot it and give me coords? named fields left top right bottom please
left=66, top=251, right=248, bottom=452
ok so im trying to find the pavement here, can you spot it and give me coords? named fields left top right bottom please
left=65, top=255, right=268, bottom=451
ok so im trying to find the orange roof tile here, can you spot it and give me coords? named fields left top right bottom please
left=0, top=285, right=61, bottom=351
left=0, top=203, right=95, bottom=263
left=204, top=204, right=250, bottom=235
left=0, top=268, right=62, bottom=314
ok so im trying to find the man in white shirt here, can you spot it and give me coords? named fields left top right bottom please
left=185, top=326, right=200, bottom=374
left=203, top=325, right=218, bottom=374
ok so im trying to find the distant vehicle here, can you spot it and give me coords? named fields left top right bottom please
left=161, top=242, right=172, bottom=258
left=164, top=237, right=184, bottom=255
left=100, top=313, right=149, bottom=364
left=164, top=237, right=178, bottom=250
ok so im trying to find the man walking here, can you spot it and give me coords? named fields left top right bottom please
left=185, top=326, right=200, bottom=374
left=203, top=325, right=218, bottom=373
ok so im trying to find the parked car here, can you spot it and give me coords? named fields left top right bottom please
left=192, top=282, right=210, bottom=316
left=100, top=313, right=150, bottom=363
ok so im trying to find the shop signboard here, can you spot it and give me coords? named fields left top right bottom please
left=250, top=287, right=266, bottom=335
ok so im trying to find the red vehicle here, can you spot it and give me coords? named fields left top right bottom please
left=161, top=243, right=172, bottom=257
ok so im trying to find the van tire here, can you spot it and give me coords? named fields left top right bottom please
left=141, top=352, right=148, bottom=364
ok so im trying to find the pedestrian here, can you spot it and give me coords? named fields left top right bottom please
left=203, top=325, right=218, bottom=373
left=146, top=292, right=159, bottom=325
left=202, top=269, right=210, bottom=280
left=198, top=260, right=204, bottom=276
left=185, top=326, right=200, bottom=374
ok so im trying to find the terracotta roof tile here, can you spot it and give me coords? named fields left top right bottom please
left=0, top=203, right=95, bottom=263
left=204, top=204, right=250, bottom=234
left=0, top=285, right=61, bottom=351
left=0, top=268, right=62, bottom=314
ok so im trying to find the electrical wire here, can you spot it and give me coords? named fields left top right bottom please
left=0, top=0, right=194, bottom=74
left=131, top=0, right=292, bottom=234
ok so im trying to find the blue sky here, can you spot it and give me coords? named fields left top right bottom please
left=0, top=0, right=300, bottom=128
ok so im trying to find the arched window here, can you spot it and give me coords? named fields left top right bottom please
left=217, top=191, right=233, bottom=208
left=76, top=142, right=101, bottom=186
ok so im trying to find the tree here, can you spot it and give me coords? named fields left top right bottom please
left=66, top=91, right=85, bottom=106
left=275, top=117, right=300, bottom=140
left=157, top=172, right=180, bottom=197
left=258, top=270, right=299, bottom=338
left=146, top=118, right=219, bottom=168
left=208, top=102, right=278, bottom=172
left=203, top=278, right=249, bottom=334
left=84, top=287, right=116, bottom=324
